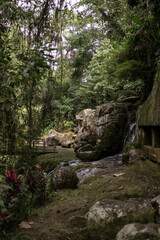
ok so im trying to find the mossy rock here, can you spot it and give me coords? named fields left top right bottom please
left=96, top=122, right=126, bottom=156
left=86, top=198, right=154, bottom=240
left=51, top=166, right=79, bottom=190
left=116, top=223, right=159, bottom=240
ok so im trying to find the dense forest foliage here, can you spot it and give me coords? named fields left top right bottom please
left=0, top=0, right=160, bottom=233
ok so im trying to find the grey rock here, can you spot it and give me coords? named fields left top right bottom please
left=116, top=223, right=159, bottom=240
left=85, top=198, right=153, bottom=223
left=85, top=198, right=154, bottom=240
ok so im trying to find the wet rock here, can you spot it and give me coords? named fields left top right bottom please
left=85, top=198, right=154, bottom=240
left=74, top=153, right=123, bottom=183
left=116, top=223, right=159, bottom=240
left=51, top=166, right=79, bottom=190
left=76, top=167, right=99, bottom=183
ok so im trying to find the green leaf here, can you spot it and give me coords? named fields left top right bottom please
left=0, top=184, right=12, bottom=190
left=132, top=16, right=142, bottom=26
left=0, top=199, right=4, bottom=207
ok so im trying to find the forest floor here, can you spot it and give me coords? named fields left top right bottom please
left=19, top=147, right=160, bottom=240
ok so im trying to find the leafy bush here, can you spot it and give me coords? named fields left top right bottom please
left=0, top=164, right=47, bottom=231
left=26, top=164, right=46, bottom=204
left=0, top=169, right=31, bottom=230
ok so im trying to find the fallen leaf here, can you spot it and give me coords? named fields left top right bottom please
left=117, top=186, right=124, bottom=190
left=19, top=221, right=32, bottom=229
left=61, top=197, right=67, bottom=201
left=113, top=173, right=125, bottom=177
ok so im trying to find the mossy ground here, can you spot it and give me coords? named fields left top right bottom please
left=13, top=152, right=160, bottom=240
left=35, top=146, right=77, bottom=173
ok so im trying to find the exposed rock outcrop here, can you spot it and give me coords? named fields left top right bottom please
left=75, top=102, right=129, bottom=161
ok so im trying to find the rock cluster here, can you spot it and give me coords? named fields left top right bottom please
left=75, top=102, right=128, bottom=161
left=85, top=195, right=160, bottom=240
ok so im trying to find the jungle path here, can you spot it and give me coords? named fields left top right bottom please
left=21, top=147, right=160, bottom=240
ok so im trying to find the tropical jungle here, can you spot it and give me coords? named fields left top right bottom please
left=0, top=0, right=160, bottom=239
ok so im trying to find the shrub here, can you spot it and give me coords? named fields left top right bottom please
left=0, top=169, right=31, bottom=230
left=26, top=164, right=46, bottom=204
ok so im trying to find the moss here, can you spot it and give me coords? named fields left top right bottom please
left=132, top=234, right=160, bottom=240
left=122, top=142, right=136, bottom=164
left=51, top=167, right=79, bottom=190
left=137, top=67, right=160, bottom=126
left=87, top=211, right=154, bottom=240
left=35, top=153, right=71, bottom=173
left=96, top=122, right=126, bottom=156
left=102, top=124, right=120, bottom=149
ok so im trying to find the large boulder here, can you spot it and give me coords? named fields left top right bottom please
left=46, top=130, right=75, bottom=148
left=116, top=223, right=159, bottom=240
left=51, top=166, right=79, bottom=190
left=75, top=102, right=128, bottom=161
left=85, top=198, right=154, bottom=240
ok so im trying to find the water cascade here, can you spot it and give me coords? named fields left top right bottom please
left=123, top=122, right=136, bottom=149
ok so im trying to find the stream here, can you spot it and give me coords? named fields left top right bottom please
left=48, top=123, right=136, bottom=183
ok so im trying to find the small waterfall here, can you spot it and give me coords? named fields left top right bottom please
left=123, top=122, right=136, bottom=149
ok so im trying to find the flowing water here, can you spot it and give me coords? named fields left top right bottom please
left=123, top=122, right=136, bottom=149
left=48, top=123, right=136, bottom=182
